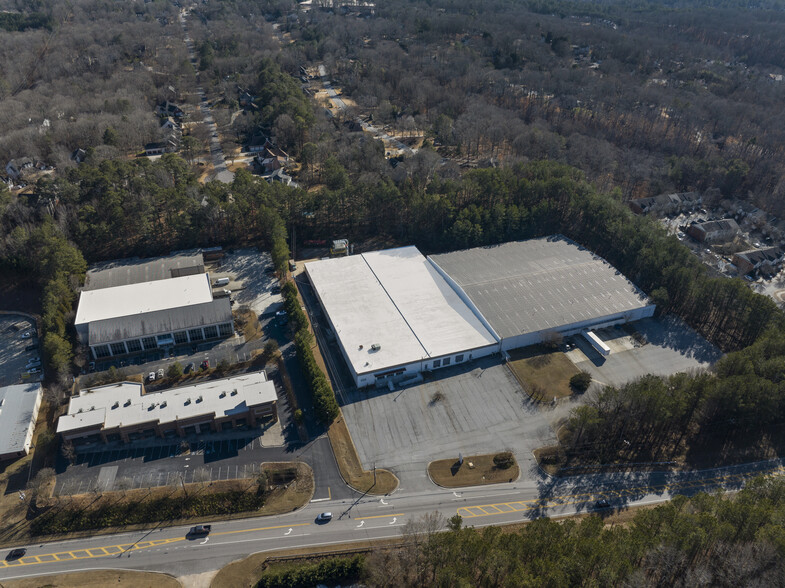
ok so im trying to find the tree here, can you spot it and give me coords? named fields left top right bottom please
left=167, top=362, right=183, bottom=380
left=570, top=372, right=592, bottom=393
left=61, top=440, right=76, bottom=464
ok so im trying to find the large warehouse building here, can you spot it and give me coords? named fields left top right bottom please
left=306, top=236, right=655, bottom=387
left=75, top=271, right=234, bottom=360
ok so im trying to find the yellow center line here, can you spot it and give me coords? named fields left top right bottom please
left=358, top=513, right=404, bottom=520
left=212, top=522, right=311, bottom=537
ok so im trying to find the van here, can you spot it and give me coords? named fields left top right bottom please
left=288, top=260, right=297, bottom=272
left=213, top=277, right=230, bottom=287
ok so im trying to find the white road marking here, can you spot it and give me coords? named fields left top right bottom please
left=284, top=528, right=293, bottom=536
left=356, top=521, right=364, bottom=528
left=389, top=517, right=397, bottom=525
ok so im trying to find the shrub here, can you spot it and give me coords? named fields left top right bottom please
left=493, top=451, right=515, bottom=469
left=570, top=372, right=592, bottom=393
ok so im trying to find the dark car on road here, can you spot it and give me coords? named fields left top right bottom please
left=6, top=548, right=26, bottom=560
left=595, top=499, right=611, bottom=509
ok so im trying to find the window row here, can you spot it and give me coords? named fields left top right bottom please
left=91, top=322, right=233, bottom=358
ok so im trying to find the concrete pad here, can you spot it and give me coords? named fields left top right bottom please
left=259, top=419, right=284, bottom=447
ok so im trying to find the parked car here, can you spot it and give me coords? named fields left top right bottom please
left=185, top=362, right=195, bottom=374
left=26, top=360, right=41, bottom=369
left=26, top=368, right=40, bottom=374
left=148, top=372, right=156, bottom=382
left=595, top=499, right=610, bottom=509
left=271, top=284, right=281, bottom=295
left=6, top=548, right=26, bottom=560
left=21, top=332, right=31, bottom=339
left=157, top=368, right=165, bottom=379
left=316, top=512, right=332, bottom=523
left=200, top=359, right=210, bottom=370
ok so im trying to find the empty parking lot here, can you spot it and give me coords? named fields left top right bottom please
left=340, top=356, right=556, bottom=491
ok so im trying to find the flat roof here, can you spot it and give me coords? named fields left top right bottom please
left=0, top=384, right=41, bottom=455
left=75, top=273, right=214, bottom=327
left=306, top=247, right=496, bottom=376
left=88, top=298, right=232, bottom=346
left=429, top=236, right=652, bottom=339
left=84, top=253, right=205, bottom=290
left=57, top=371, right=277, bottom=434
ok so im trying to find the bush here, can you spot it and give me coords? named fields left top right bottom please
left=493, top=451, right=515, bottom=469
left=256, top=555, right=364, bottom=588
left=167, top=362, right=183, bottom=379
left=570, top=372, right=592, bottom=393
left=294, top=409, right=303, bottom=423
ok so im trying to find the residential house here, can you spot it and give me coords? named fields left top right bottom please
left=155, top=101, right=184, bottom=120
left=733, top=247, right=785, bottom=276
left=628, top=192, right=701, bottom=216
left=71, top=149, right=87, bottom=164
left=686, top=219, right=740, bottom=244
left=144, top=142, right=167, bottom=156
left=5, top=158, right=34, bottom=180
left=246, top=134, right=269, bottom=153
left=266, top=168, right=298, bottom=187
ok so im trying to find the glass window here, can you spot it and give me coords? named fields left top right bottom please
left=188, top=328, right=204, bottom=341
left=110, top=342, right=127, bottom=356
left=94, top=345, right=111, bottom=358
left=455, top=354, right=464, bottom=363
left=142, top=337, right=157, bottom=350
left=219, top=322, right=234, bottom=337
left=443, top=357, right=451, bottom=366
left=433, top=359, right=441, bottom=368
left=174, top=331, right=188, bottom=344
left=203, top=325, right=218, bottom=339
left=126, top=339, right=142, bottom=353
left=157, top=334, right=174, bottom=345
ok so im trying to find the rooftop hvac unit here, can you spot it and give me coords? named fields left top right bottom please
left=160, top=401, right=167, bottom=408
left=196, top=395, right=203, bottom=403
left=231, top=389, right=238, bottom=396
left=220, top=391, right=226, bottom=398
left=370, top=343, right=381, bottom=351
left=124, top=399, right=132, bottom=407
left=112, top=401, right=119, bottom=409
left=185, top=398, right=191, bottom=405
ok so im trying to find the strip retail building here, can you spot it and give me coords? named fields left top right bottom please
left=306, top=236, right=656, bottom=387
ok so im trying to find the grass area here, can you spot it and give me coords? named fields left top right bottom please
left=234, top=307, right=264, bottom=342
left=258, top=462, right=314, bottom=514
left=428, top=453, right=519, bottom=488
left=327, top=415, right=398, bottom=495
left=4, top=570, right=181, bottom=588
left=507, top=345, right=580, bottom=402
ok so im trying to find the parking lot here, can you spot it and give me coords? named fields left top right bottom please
left=0, top=314, right=41, bottom=387
left=216, top=248, right=283, bottom=317
left=340, top=356, right=556, bottom=491
left=54, top=423, right=288, bottom=496
left=566, top=315, right=722, bottom=389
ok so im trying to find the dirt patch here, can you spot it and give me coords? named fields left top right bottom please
left=428, top=453, right=519, bottom=488
left=258, top=462, right=314, bottom=514
left=507, top=346, right=579, bottom=402
left=327, top=416, right=398, bottom=495
left=4, top=570, right=182, bottom=588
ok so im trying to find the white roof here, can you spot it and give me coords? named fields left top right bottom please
left=0, top=384, right=41, bottom=456
left=57, top=371, right=277, bottom=434
left=75, top=273, right=213, bottom=326
left=306, top=247, right=496, bottom=376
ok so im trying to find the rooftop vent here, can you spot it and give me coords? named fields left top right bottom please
left=124, top=399, right=132, bottom=407
left=112, top=401, right=119, bottom=409
left=370, top=343, right=381, bottom=351
left=220, top=391, right=226, bottom=398
left=230, top=389, right=238, bottom=396
left=196, top=395, right=203, bottom=403
left=77, top=408, right=83, bottom=413
left=160, top=401, right=167, bottom=408
left=185, top=398, right=191, bottom=405
left=90, top=406, right=95, bottom=411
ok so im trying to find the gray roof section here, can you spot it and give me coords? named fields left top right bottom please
left=0, top=383, right=41, bottom=456
left=88, top=298, right=232, bottom=346
left=429, top=236, right=651, bottom=339
left=85, top=253, right=205, bottom=290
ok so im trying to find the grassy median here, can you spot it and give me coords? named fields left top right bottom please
left=429, top=453, right=519, bottom=488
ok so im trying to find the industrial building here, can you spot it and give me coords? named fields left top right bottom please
left=57, top=371, right=277, bottom=445
left=84, top=252, right=205, bottom=290
left=306, top=247, right=499, bottom=388
left=0, top=383, right=43, bottom=461
left=306, top=236, right=655, bottom=387
left=75, top=269, right=234, bottom=360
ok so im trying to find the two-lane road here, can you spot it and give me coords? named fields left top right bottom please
left=1, top=458, right=783, bottom=581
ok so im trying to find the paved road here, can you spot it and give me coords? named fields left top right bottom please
left=179, top=10, right=234, bottom=184
left=317, top=65, right=415, bottom=156
left=0, top=459, right=782, bottom=581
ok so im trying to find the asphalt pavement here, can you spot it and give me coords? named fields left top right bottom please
left=1, top=458, right=783, bottom=581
